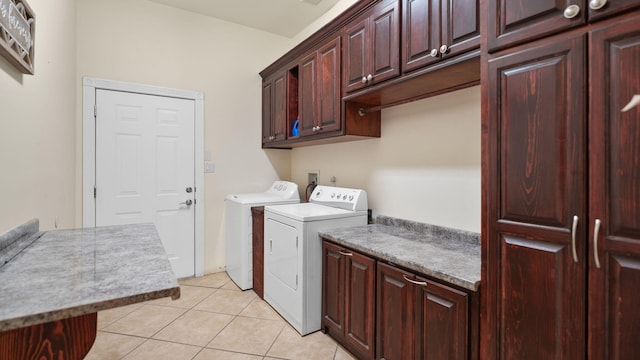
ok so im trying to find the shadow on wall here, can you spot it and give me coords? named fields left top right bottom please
left=0, top=55, right=25, bottom=84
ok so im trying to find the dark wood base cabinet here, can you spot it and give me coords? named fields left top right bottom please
left=482, top=8, right=640, bottom=360
left=322, top=239, right=477, bottom=359
left=322, top=241, right=376, bottom=360
left=377, top=262, right=469, bottom=360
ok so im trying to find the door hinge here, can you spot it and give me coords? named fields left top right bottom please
left=93, top=186, right=97, bottom=198
left=296, top=274, right=298, bottom=286
left=296, top=236, right=298, bottom=248
left=93, top=104, right=97, bottom=119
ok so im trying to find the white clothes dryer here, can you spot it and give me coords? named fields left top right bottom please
left=263, top=185, right=368, bottom=335
left=225, top=181, right=300, bottom=290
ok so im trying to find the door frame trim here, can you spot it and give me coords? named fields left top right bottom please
left=82, top=76, right=205, bottom=277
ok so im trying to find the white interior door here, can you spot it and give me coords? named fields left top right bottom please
left=95, top=89, right=195, bottom=278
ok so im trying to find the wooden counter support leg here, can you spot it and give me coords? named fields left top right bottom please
left=0, top=312, right=97, bottom=360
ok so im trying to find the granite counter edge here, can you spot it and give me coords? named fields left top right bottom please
left=0, top=286, right=180, bottom=332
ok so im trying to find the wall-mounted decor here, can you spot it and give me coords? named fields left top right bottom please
left=0, top=0, right=35, bottom=74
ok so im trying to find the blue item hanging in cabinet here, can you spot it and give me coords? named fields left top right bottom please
left=292, top=119, right=299, bottom=136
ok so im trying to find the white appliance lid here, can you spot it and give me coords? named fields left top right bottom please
left=265, top=202, right=367, bottom=222
left=225, top=181, right=300, bottom=204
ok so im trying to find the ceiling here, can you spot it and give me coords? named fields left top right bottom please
left=146, top=0, right=342, bottom=38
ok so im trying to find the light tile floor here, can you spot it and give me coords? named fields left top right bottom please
left=85, top=272, right=356, bottom=360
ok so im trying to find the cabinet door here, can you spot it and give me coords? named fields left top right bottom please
left=299, top=52, right=317, bottom=137
left=402, top=0, right=441, bottom=72
left=369, top=0, right=400, bottom=85
left=345, top=251, right=376, bottom=359
left=588, top=14, right=640, bottom=360
left=261, top=80, right=273, bottom=144
left=415, top=275, right=468, bottom=360
left=484, top=34, right=586, bottom=359
left=402, top=0, right=479, bottom=73
left=487, top=0, right=586, bottom=52
left=588, top=0, right=640, bottom=22
left=442, top=0, right=480, bottom=58
left=322, top=241, right=345, bottom=334
left=343, top=17, right=369, bottom=93
left=317, top=37, right=342, bottom=134
left=272, top=73, right=287, bottom=142
left=377, top=262, right=414, bottom=360
left=261, top=73, right=287, bottom=145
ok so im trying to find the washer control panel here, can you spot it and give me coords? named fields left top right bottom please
left=310, top=185, right=368, bottom=211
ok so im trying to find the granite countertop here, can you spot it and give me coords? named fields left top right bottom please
left=319, top=216, right=480, bottom=291
left=0, top=220, right=180, bottom=332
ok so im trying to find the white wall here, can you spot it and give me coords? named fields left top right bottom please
left=291, top=87, right=481, bottom=232
left=0, top=0, right=77, bottom=233
left=75, top=0, right=294, bottom=273
left=288, top=0, right=482, bottom=232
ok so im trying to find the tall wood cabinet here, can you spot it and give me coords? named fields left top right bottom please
left=482, top=6, right=640, bottom=359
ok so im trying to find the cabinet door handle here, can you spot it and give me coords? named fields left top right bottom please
left=621, top=95, right=640, bottom=112
left=361, top=76, right=368, bottom=84
left=563, top=4, right=580, bottom=19
left=367, top=74, right=373, bottom=82
left=430, top=48, right=439, bottom=57
left=589, top=0, right=607, bottom=10
left=571, top=215, right=579, bottom=263
left=593, top=219, right=601, bottom=268
left=402, top=274, right=427, bottom=286
left=439, top=44, right=449, bottom=54
left=338, top=250, right=353, bottom=257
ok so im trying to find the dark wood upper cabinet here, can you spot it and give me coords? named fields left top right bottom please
left=402, top=0, right=479, bottom=73
left=292, top=35, right=342, bottom=140
left=487, top=0, right=640, bottom=52
left=343, top=0, right=400, bottom=93
left=587, top=0, right=640, bottom=22
left=322, top=241, right=375, bottom=360
left=261, top=71, right=287, bottom=145
left=588, top=14, right=640, bottom=359
left=487, top=0, right=586, bottom=52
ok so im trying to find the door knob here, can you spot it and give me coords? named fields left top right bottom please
left=186, top=187, right=193, bottom=193
left=563, top=4, right=580, bottom=19
left=180, top=199, right=193, bottom=206
left=589, top=0, right=607, bottom=10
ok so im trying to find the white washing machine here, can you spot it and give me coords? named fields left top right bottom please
left=225, top=181, right=300, bottom=290
left=263, top=185, right=368, bottom=335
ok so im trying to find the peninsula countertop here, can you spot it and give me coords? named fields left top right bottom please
left=319, top=216, right=480, bottom=291
left=0, top=222, right=180, bottom=332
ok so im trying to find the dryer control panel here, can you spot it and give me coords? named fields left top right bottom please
left=309, top=185, right=368, bottom=211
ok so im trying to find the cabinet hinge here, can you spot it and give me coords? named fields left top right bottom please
left=93, top=186, right=97, bottom=198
